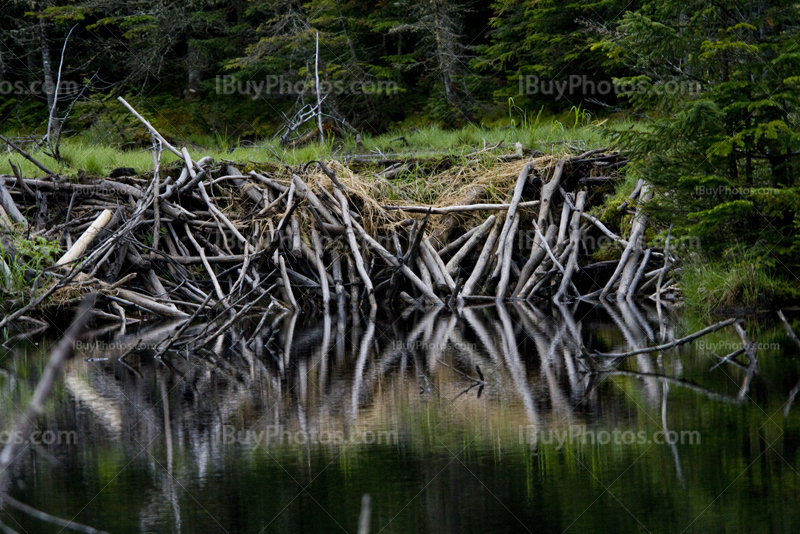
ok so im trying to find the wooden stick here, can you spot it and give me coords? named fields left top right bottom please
left=332, top=250, right=346, bottom=311
left=600, top=184, right=652, bottom=300
left=416, top=256, right=433, bottom=290
left=181, top=148, right=197, bottom=181
left=419, top=238, right=450, bottom=292
left=146, top=253, right=250, bottom=264
left=108, top=286, right=190, bottom=318
left=461, top=218, right=502, bottom=298
left=656, top=224, right=672, bottom=307
left=554, top=195, right=572, bottom=254
left=350, top=217, right=443, bottom=306
left=513, top=224, right=556, bottom=298
left=0, top=181, right=27, bottom=227
left=196, top=180, right=249, bottom=246
left=618, top=178, right=643, bottom=211
left=533, top=160, right=565, bottom=249
left=224, top=164, right=267, bottom=208
left=437, top=223, right=482, bottom=258
left=579, top=211, right=628, bottom=247
left=279, top=254, right=299, bottom=311
left=381, top=201, right=540, bottom=214
left=530, top=217, right=566, bottom=276
left=153, top=291, right=215, bottom=358
left=345, top=253, right=360, bottom=311
left=117, top=97, right=181, bottom=157
left=495, top=212, right=520, bottom=300
left=709, top=347, right=747, bottom=371
left=525, top=242, right=573, bottom=298
left=311, top=225, right=331, bottom=310
left=257, top=187, right=289, bottom=216
left=290, top=214, right=301, bottom=254
left=423, top=235, right=455, bottom=290
left=403, top=211, right=429, bottom=268
left=616, top=233, right=643, bottom=301
left=293, top=174, right=338, bottom=225
left=334, top=188, right=377, bottom=310
left=554, top=191, right=587, bottom=303
left=492, top=162, right=535, bottom=278
left=626, top=248, right=652, bottom=301
left=594, top=318, right=738, bottom=358
left=445, top=215, right=495, bottom=277
left=0, top=133, right=57, bottom=176
left=151, top=142, right=162, bottom=251
left=734, top=322, right=758, bottom=365
left=184, top=223, right=228, bottom=306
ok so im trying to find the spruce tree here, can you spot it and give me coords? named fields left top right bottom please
left=603, top=0, right=800, bottom=298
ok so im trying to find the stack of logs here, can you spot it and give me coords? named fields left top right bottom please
left=0, top=98, right=678, bottom=331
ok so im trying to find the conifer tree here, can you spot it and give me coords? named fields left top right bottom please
left=604, top=0, right=800, bottom=293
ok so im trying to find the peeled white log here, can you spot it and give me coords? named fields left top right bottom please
left=0, top=204, right=13, bottom=230
left=0, top=257, right=12, bottom=290
left=104, top=286, right=189, bottom=318
left=461, top=220, right=502, bottom=297
left=445, top=215, right=495, bottom=277
left=492, top=162, right=535, bottom=279
left=600, top=185, right=652, bottom=300
left=55, top=209, right=113, bottom=267
left=553, top=191, right=587, bottom=303
left=513, top=224, right=557, bottom=298
left=532, top=161, right=565, bottom=249
left=311, top=225, right=331, bottom=310
left=495, top=212, right=521, bottom=300
left=421, top=236, right=455, bottom=292
left=334, top=188, right=378, bottom=310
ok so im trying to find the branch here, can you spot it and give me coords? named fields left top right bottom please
left=594, top=318, right=738, bottom=358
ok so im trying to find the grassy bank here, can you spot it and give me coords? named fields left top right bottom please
left=4, top=115, right=612, bottom=178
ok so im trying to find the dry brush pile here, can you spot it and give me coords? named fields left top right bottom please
left=0, top=98, right=680, bottom=336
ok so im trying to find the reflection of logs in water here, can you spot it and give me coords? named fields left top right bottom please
left=57, top=301, right=745, bottom=470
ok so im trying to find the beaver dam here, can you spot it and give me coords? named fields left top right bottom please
left=0, top=98, right=675, bottom=333
left=0, top=98, right=799, bottom=534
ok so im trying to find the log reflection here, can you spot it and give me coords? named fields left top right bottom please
left=53, top=302, right=747, bottom=462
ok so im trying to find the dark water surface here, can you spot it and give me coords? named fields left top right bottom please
left=0, top=302, right=798, bottom=533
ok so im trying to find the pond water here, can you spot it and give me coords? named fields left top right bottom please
left=0, top=302, right=798, bottom=533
